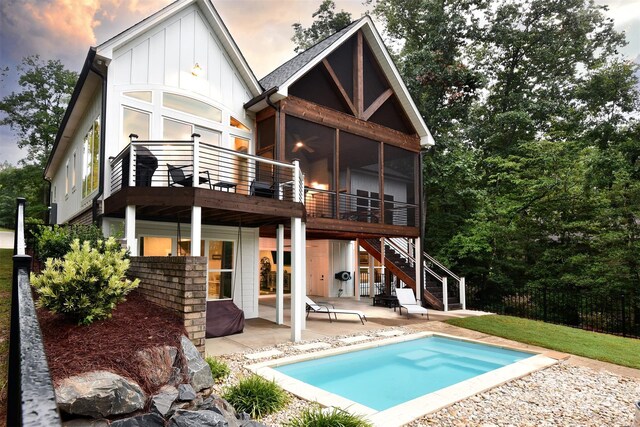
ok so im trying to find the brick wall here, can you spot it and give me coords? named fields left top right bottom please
left=128, top=256, right=207, bottom=353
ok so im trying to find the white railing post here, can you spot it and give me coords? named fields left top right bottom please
left=192, top=133, right=200, bottom=188
left=128, top=135, right=136, bottom=187
left=442, top=276, right=448, bottom=312
left=460, top=277, right=466, bottom=310
left=292, top=160, right=301, bottom=204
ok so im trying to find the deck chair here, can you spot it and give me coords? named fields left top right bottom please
left=167, top=164, right=211, bottom=189
left=305, top=296, right=367, bottom=325
left=395, top=288, right=429, bottom=319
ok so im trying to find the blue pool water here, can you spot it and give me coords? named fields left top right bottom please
left=275, top=336, right=533, bottom=411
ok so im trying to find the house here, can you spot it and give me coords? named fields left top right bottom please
left=44, top=0, right=463, bottom=343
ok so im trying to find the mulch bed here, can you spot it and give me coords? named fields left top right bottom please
left=38, top=292, right=187, bottom=395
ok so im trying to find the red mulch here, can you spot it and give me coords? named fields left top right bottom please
left=38, top=292, right=187, bottom=395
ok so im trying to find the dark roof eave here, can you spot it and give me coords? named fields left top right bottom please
left=44, top=47, right=97, bottom=179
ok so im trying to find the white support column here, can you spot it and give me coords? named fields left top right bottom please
left=354, top=239, right=360, bottom=300
left=290, top=160, right=304, bottom=341
left=276, top=225, right=285, bottom=325
left=380, top=238, right=386, bottom=292
left=442, top=277, right=449, bottom=312
left=368, top=255, right=375, bottom=297
left=290, top=217, right=303, bottom=342
left=191, top=206, right=201, bottom=256
left=125, top=205, right=137, bottom=256
left=460, top=277, right=466, bottom=310
left=192, top=133, right=200, bottom=188
left=301, top=222, right=307, bottom=330
left=414, top=237, right=421, bottom=295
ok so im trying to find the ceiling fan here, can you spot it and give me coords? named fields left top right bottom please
left=289, top=133, right=318, bottom=153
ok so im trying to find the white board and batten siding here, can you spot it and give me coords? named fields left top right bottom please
left=103, top=3, right=254, bottom=162
left=110, top=4, right=251, bottom=114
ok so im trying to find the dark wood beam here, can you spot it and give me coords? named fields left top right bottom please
left=322, top=59, right=357, bottom=116
left=281, top=96, right=420, bottom=151
left=354, top=31, right=364, bottom=118
left=362, top=88, right=393, bottom=121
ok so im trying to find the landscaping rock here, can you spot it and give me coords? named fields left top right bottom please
left=135, top=346, right=177, bottom=388
left=177, top=383, right=197, bottom=401
left=180, top=335, right=214, bottom=391
left=150, top=385, right=179, bottom=418
left=198, top=397, right=241, bottom=427
left=240, top=422, right=268, bottom=427
left=168, top=367, right=183, bottom=386
left=110, top=413, right=165, bottom=427
left=56, top=371, right=145, bottom=418
left=168, top=409, right=228, bottom=426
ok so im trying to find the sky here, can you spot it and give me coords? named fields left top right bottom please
left=0, top=0, right=639, bottom=165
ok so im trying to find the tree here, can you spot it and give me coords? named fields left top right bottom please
left=292, top=0, right=353, bottom=53
left=0, top=164, right=49, bottom=225
left=0, top=55, right=77, bottom=166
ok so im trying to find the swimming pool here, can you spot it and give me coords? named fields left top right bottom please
left=274, top=336, right=533, bottom=411
left=249, top=332, right=558, bottom=426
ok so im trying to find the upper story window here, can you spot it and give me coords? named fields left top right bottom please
left=82, top=117, right=101, bottom=198
left=65, top=161, right=69, bottom=197
left=123, top=91, right=152, bottom=103
left=72, top=151, right=77, bottom=190
left=163, top=93, right=222, bottom=122
left=230, top=116, right=250, bottom=132
left=123, top=107, right=150, bottom=142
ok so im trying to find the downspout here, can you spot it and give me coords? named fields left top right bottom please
left=90, top=60, right=107, bottom=226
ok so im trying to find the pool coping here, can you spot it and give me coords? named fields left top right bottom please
left=247, top=332, right=559, bottom=427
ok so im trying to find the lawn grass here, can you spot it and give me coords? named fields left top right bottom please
left=0, top=248, right=13, bottom=424
left=446, top=315, right=640, bottom=369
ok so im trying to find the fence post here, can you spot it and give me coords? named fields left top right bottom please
left=543, top=285, right=548, bottom=322
left=621, top=293, right=626, bottom=338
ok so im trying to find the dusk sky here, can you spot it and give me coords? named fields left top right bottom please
left=1, top=0, right=639, bottom=165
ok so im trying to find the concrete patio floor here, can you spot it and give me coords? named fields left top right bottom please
left=205, top=295, right=490, bottom=356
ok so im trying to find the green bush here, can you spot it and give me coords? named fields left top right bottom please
left=205, top=356, right=230, bottom=382
left=223, top=375, right=289, bottom=418
left=35, top=224, right=104, bottom=261
left=31, top=237, right=139, bottom=325
left=285, top=406, right=372, bottom=427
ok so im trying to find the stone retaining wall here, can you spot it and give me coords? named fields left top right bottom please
left=128, top=257, right=207, bottom=353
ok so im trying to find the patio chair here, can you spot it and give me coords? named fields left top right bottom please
left=167, top=164, right=211, bottom=189
left=395, top=287, right=429, bottom=319
left=305, top=296, right=367, bottom=325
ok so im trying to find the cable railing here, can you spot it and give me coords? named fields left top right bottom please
left=109, top=137, right=304, bottom=204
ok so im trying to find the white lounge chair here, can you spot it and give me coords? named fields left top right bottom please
left=395, top=288, right=429, bottom=319
left=305, top=296, right=367, bottom=325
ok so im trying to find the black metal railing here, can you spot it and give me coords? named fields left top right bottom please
left=303, top=189, right=418, bottom=227
left=109, top=139, right=304, bottom=203
left=7, top=198, right=61, bottom=426
left=467, top=284, right=640, bottom=338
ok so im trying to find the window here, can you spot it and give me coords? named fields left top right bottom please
left=72, top=151, right=77, bottom=190
left=82, top=117, right=101, bottom=198
left=208, top=240, right=234, bottom=300
left=163, top=93, right=222, bottom=122
left=65, top=160, right=69, bottom=196
left=230, top=116, right=249, bottom=131
left=122, top=107, right=149, bottom=143
left=140, top=237, right=172, bottom=256
left=123, top=91, right=152, bottom=103
left=163, top=118, right=192, bottom=140
left=52, top=185, right=56, bottom=203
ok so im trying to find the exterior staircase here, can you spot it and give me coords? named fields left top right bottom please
left=360, top=238, right=465, bottom=311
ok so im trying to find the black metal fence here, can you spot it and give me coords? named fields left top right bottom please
left=467, top=284, right=640, bottom=338
left=7, top=198, right=61, bottom=426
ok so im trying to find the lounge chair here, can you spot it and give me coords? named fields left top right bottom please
left=395, top=288, right=429, bottom=319
left=305, top=296, right=367, bottom=325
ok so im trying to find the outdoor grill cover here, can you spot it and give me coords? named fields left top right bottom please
left=206, top=300, right=245, bottom=338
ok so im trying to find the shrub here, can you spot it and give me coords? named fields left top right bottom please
left=223, top=375, right=289, bottom=418
left=35, top=224, right=104, bottom=261
left=205, top=356, right=230, bottom=382
left=285, top=406, right=372, bottom=427
left=31, top=237, right=139, bottom=325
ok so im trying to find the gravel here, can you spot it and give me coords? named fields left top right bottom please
left=210, top=328, right=640, bottom=427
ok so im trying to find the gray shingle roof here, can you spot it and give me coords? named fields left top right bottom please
left=259, top=18, right=363, bottom=90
